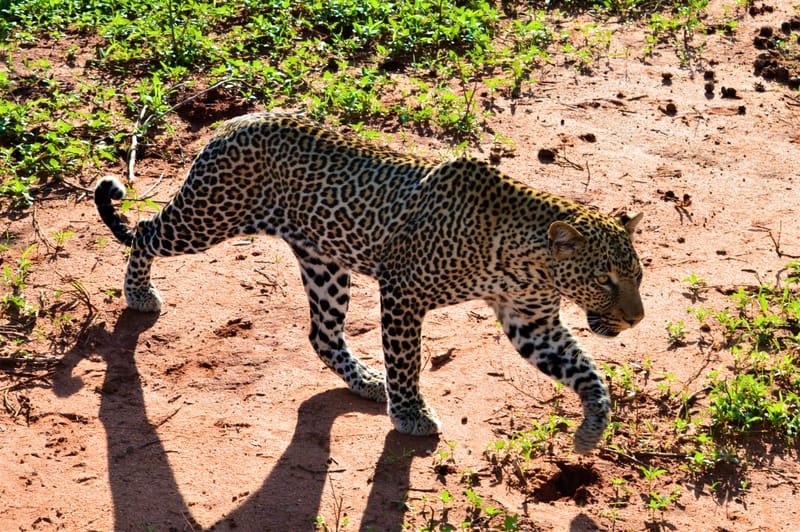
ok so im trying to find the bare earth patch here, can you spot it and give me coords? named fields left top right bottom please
left=2, top=4, right=800, bottom=531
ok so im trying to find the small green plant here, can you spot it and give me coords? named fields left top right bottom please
left=682, top=273, right=707, bottom=298
left=49, top=229, right=76, bottom=251
left=120, top=191, right=162, bottom=216
left=416, top=489, right=456, bottom=532
left=608, top=476, right=631, bottom=508
left=1, top=243, right=38, bottom=321
left=562, top=22, right=613, bottom=73
left=385, top=448, right=415, bottom=464
left=640, top=465, right=668, bottom=485
left=2, top=243, right=36, bottom=291
left=0, top=175, right=36, bottom=208
left=644, top=0, right=710, bottom=64
left=603, top=361, right=643, bottom=397
left=462, top=488, right=512, bottom=529
left=488, top=414, right=572, bottom=463
left=665, top=319, right=687, bottom=346
left=689, top=305, right=712, bottom=322
left=647, top=485, right=681, bottom=521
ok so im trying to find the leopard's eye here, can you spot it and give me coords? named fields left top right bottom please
left=595, top=274, right=612, bottom=287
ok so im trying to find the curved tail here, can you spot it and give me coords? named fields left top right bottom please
left=94, top=176, right=135, bottom=247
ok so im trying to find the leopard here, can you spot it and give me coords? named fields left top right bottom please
left=95, top=112, right=644, bottom=453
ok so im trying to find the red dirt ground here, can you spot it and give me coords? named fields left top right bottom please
left=2, top=3, right=800, bottom=531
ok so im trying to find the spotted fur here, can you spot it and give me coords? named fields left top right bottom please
left=95, top=112, right=644, bottom=452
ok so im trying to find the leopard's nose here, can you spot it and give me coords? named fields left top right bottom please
left=624, top=310, right=644, bottom=327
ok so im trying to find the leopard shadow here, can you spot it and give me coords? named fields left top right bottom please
left=211, top=388, right=434, bottom=531
left=54, top=310, right=425, bottom=531
left=54, top=309, right=191, bottom=528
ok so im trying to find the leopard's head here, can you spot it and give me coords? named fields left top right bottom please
left=547, top=212, right=644, bottom=337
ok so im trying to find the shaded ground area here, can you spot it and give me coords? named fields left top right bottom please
left=2, top=3, right=800, bottom=531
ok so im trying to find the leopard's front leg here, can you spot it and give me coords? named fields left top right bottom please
left=379, top=286, right=441, bottom=436
left=492, top=296, right=610, bottom=453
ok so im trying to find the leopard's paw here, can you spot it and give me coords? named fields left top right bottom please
left=339, top=360, right=387, bottom=402
left=125, top=284, right=163, bottom=313
left=573, top=392, right=611, bottom=454
left=351, top=370, right=387, bottom=403
left=390, top=402, right=442, bottom=436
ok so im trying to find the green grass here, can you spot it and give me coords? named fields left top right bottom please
left=0, top=61, right=121, bottom=207
left=706, top=264, right=800, bottom=441
left=410, top=486, right=522, bottom=531
left=0, top=0, right=528, bottom=210
left=1, top=0, right=738, bottom=212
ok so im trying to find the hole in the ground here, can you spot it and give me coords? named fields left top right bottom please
left=533, top=461, right=599, bottom=504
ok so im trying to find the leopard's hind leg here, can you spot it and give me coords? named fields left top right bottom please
left=292, top=246, right=386, bottom=402
left=121, top=194, right=234, bottom=313
left=124, top=238, right=163, bottom=312
left=94, top=176, right=164, bottom=312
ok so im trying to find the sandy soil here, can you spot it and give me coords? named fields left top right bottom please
left=2, top=3, right=800, bottom=531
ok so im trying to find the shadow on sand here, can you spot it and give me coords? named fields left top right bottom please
left=54, top=309, right=434, bottom=531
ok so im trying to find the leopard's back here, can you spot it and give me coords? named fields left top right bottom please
left=166, top=112, right=436, bottom=272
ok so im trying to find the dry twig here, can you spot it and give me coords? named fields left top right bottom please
left=754, top=222, right=800, bottom=259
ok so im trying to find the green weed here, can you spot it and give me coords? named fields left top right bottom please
left=682, top=273, right=708, bottom=299
left=603, top=361, right=645, bottom=398
left=1, top=243, right=38, bottom=320
left=680, top=262, right=800, bottom=469
left=385, top=447, right=415, bottom=464
left=410, top=486, right=520, bottom=531
left=665, top=320, right=687, bottom=346
left=488, top=414, right=572, bottom=463
left=689, top=305, right=712, bottom=322
left=0, top=92, right=119, bottom=209
left=646, top=486, right=681, bottom=521
left=643, top=0, right=709, bottom=63
left=49, top=229, right=76, bottom=251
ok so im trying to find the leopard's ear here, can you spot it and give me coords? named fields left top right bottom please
left=548, top=221, right=586, bottom=260
left=618, top=212, right=643, bottom=239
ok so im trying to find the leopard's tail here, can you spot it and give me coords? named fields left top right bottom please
left=94, top=176, right=135, bottom=247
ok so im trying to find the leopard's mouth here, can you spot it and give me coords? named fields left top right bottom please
left=587, top=312, right=620, bottom=338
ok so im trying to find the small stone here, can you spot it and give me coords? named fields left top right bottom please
left=537, top=148, right=556, bottom=164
